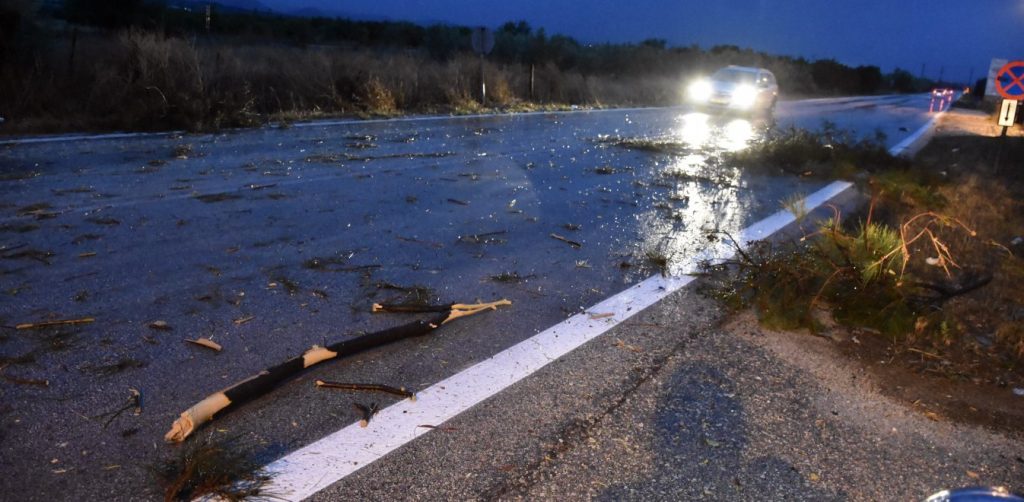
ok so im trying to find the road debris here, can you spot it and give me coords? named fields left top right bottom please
left=159, top=435, right=269, bottom=501
left=80, top=357, right=145, bottom=376
left=185, top=338, right=223, bottom=352
left=233, top=316, right=255, bottom=325
left=396, top=236, right=444, bottom=249
left=315, top=380, right=416, bottom=401
left=172, top=144, right=193, bottom=159
left=148, top=320, right=172, bottom=331
left=0, top=365, right=49, bottom=387
left=2, top=247, right=55, bottom=264
left=458, top=231, right=507, bottom=245
left=490, top=272, right=528, bottom=283
left=245, top=183, right=277, bottom=190
left=613, top=339, right=642, bottom=353
left=16, top=317, right=94, bottom=330
left=352, top=402, right=380, bottom=427
left=550, top=233, right=582, bottom=248
left=94, top=388, right=142, bottom=427
left=165, top=299, right=511, bottom=442
left=194, top=192, right=243, bottom=203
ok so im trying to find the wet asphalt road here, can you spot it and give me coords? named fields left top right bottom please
left=0, top=94, right=941, bottom=500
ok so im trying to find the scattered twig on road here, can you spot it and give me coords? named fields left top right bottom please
left=245, top=183, right=277, bottom=190
left=396, top=235, right=444, bottom=249
left=16, top=317, right=94, bottom=330
left=457, top=230, right=507, bottom=245
left=94, top=388, right=142, bottom=428
left=0, top=364, right=49, bottom=387
left=315, top=380, right=415, bottom=400
left=372, top=300, right=511, bottom=318
left=352, top=402, right=380, bottom=427
left=550, top=233, right=582, bottom=248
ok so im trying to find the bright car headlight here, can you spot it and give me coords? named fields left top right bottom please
left=688, top=80, right=712, bottom=102
left=731, top=85, right=757, bottom=108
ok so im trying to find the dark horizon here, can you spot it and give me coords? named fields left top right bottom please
left=257, top=0, right=1023, bottom=83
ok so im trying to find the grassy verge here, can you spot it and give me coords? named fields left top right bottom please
left=702, top=127, right=1024, bottom=385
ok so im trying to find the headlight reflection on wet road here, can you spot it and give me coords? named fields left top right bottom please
left=636, top=112, right=759, bottom=276
left=677, top=112, right=756, bottom=152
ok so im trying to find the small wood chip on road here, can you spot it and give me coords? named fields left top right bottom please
left=185, top=338, right=222, bottom=352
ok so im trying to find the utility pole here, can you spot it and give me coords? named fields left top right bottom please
left=938, top=66, right=944, bottom=85
left=919, top=63, right=926, bottom=79
left=470, top=27, right=494, bottom=106
left=530, top=64, right=535, bottom=100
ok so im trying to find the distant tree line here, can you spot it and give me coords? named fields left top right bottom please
left=0, top=0, right=944, bottom=133
left=31, top=0, right=942, bottom=95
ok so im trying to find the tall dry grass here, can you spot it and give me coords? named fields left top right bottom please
left=0, top=30, right=688, bottom=133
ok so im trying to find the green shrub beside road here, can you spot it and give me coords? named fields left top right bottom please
left=705, top=129, right=1024, bottom=383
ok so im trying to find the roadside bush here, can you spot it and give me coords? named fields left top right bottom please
left=727, top=125, right=904, bottom=178
left=359, top=76, right=397, bottom=115
left=705, top=213, right=916, bottom=337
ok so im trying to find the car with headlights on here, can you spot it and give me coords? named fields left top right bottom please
left=687, top=66, right=779, bottom=115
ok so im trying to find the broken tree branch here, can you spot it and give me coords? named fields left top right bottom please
left=15, top=317, right=94, bottom=330
left=165, top=299, right=510, bottom=443
left=549, top=233, right=582, bottom=248
left=908, top=274, right=992, bottom=302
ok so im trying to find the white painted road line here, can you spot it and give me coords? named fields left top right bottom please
left=888, top=93, right=955, bottom=156
left=0, top=105, right=664, bottom=145
left=0, top=130, right=185, bottom=146
left=261, top=180, right=854, bottom=500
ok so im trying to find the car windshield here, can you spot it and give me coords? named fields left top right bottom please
left=712, top=68, right=758, bottom=84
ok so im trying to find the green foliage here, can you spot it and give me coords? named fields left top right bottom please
left=871, top=170, right=947, bottom=209
left=705, top=217, right=916, bottom=337
left=815, top=219, right=904, bottom=283
left=728, top=125, right=907, bottom=178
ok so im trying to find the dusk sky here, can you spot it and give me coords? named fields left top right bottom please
left=264, top=0, right=1024, bottom=83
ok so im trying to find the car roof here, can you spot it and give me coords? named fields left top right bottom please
left=722, top=65, right=770, bottom=74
